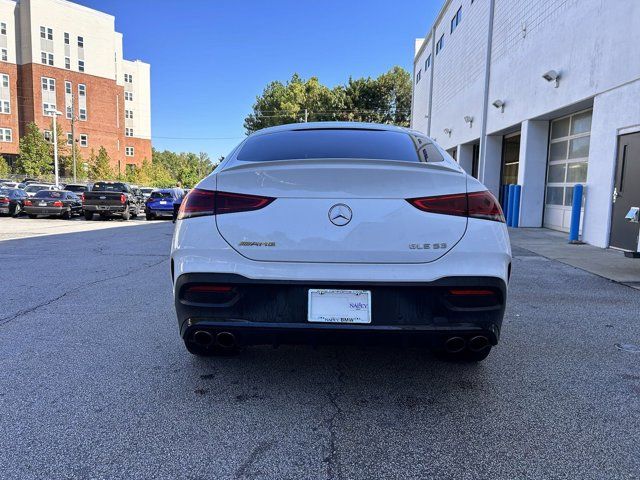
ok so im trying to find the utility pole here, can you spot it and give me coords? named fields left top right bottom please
left=47, top=109, right=62, bottom=189
left=304, top=108, right=308, bottom=123
left=71, top=93, right=77, bottom=182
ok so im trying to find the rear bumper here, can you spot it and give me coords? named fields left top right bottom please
left=146, top=207, right=173, bottom=217
left=84, top=205, right=126, bottom=213
left=175, top=273, right=506, bottom=347
left=24, top=206, right=65, bottom=215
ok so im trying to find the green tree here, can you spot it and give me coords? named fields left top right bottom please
left=243, top=67, right=412, bottom=134
left=16, top=122, right=52, bottom=176
left=151, top=149, right=215, bottom=188
left=88, top=146, right=115, bottom=180
left=0, top=155, right=9, bottom=177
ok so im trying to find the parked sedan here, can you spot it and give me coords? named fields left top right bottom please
left=145, top=188, right=184, bottom=220
left=24, top=190, right=83, bottom=219
left=0, top=188, right=28, bottom=217
left=24, top=183, right=56, bottom=197
left=172, top=122, right=511, bottom=361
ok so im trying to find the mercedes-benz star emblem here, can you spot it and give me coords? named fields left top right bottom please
left=328, top=204, right=352, bottom=226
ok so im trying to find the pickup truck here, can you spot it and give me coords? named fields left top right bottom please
left=82, top=181, right=142, bottom=220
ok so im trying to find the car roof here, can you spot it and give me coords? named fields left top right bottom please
left=250, top=121, right=416, bottom=137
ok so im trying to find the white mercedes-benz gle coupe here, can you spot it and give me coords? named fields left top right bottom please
left=171, top=122, right=511, bottom=361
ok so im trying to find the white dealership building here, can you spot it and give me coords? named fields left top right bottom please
left=411, top=0, right=640, bottom=251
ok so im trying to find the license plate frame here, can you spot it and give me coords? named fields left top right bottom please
left=308, top=289, right=372, bottom=324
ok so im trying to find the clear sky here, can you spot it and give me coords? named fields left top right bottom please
left=74, top=0, right=440, bottom=160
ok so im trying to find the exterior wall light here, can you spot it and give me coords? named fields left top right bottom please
left=492, top=100, right=505, bottom=112
left=464, top=116, right=473, bottom=127
left=443, top=128, right=452, bottom=137
left=542, top=70, right=561, bottom=88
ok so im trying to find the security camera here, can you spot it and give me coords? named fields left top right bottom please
left=542, top=70, right=560, bottom=87
left=492, top=99, right=505, bottom=112
left=464, top=116, right=473, bottom=127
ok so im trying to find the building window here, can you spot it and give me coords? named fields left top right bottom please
left=43, top=130, right=52, bottom=142
left=125, top=146, right=134, bottom=157
left=0, top=23, right=6, bottom=35
left=77, top=36, right=84, bottom=48
left=1, top=128, right=11, bottom=142
left=79, top=108, right=87, bottom=121
left=64, top=32, right=69, bottom=45
left=41, top=52, right=53, bottom=66
left=79, top=134, right=88, bottom=147
left=78, top=60, right=85, bottom=72
left=65, top=57, right=70, bottom=69
left=41, top=77, right=55, bottom=91
left=43, top=103, right=56, bottom=116
left=65, top=81, right=72, bottom=94
left=125, top=128, right=133, bottom=137
left=436, top=34, right=444, bottom=54
left=124, top=73, right=132, bottom=83
left=450, top=6, right=462, bottom=33
left=40, top=26, right=53, bottom=40
left=78, top=84, right=86, bottom=96
left=1, top=100, right=9, bottom=114
left=125, top=91, right=133, bottom=101
left=425, top=54, right=431, bottom=70
left=66, top=133, right=73, bottom=146
left=1, top=49, right=6, bottom=62
left=2, top=74, right=8, bottom=88
left=125, top=109, right=133, bottom=119
left=415, top=70, right=421, bottom=84
left=66, top=105, right=72, bottom=119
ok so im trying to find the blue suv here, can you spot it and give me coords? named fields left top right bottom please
left=145, top=188, right=184, bottom=220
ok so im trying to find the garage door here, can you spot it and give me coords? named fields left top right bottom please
left=543, top=110, right=592, bottom=232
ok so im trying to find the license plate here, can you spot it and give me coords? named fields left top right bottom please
left=39, top=202, right=47, bottom=206
left=308, top=289, right=371, bottom=324
left=160, top=201, right=167, bottom=205
left=98, top=206, right=109, bottom=210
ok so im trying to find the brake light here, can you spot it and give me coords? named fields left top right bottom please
left=24, top=199, right=32, bottom=206
left=81, top=193, right=85, bottom=203
left=448, top=289, right=495, bottom=296
left=177, top=189, right=275, bottom=220
left=407, top=190, right=504, bottom=223
left=0, top=197, right=8, bottom=205
left=120, top=194, right=126, bottom=204
left=52, top=200, right=63, bottom=207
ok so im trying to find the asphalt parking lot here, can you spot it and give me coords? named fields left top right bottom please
left=1, top=218, right=639, bottom=479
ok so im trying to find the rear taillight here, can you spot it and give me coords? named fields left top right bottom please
left=52, top=200, right=63, bottom=207
left=120, top=194, right=126, bottom=204
left=182, top=284, right=237, bottom=304
left=81, top=193, right=85, bottom=203
left=407, top=190, right=504, bottom=223
left=445, top=287, right=502, bottom=308
left=177, top=188, right=275, bottom=220
left=0, top=197, right=8, bottom=205
left=24, top=199, right=32, bottom=206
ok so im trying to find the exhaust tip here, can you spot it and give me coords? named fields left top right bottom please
left=193, top=330, right=214, bottom=347
left=216, top=331, right=236, bottom=349
left=468, top=335, right=490, bottom=352
left=444, top=336, right=466, bottom=353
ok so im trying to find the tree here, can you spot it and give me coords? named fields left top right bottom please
left=88, top=146, right=115, bottom=180
left=0, top=155, right=9, bottom=177
left=243, top=67, right=412, bottom=134
left=151, top=149, right=216, bottom=188
left=16, top=122, right=52, bottom=176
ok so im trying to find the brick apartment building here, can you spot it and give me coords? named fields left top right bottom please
left=0, top=0, right=151, bottom=174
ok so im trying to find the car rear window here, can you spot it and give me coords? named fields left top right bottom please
left=150, top=192, right=173, bottom=199
left=65, top=185, right=87, bottom=192
left=25, top=185, right=50, bottom=192
left=34, top=191, right=64, bottom=198
left=93, top=182, right=127, bottom=192
left=236, top=129, right=420, bottom=162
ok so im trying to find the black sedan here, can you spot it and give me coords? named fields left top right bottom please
left=0, top=188, right=28, bottom=217
left=24, top=190, right=83, bottom=219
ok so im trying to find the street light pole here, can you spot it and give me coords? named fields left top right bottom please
left=46, top=109, right=63, bottom=189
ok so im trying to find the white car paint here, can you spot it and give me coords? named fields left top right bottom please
left=171, top=122, right=511, bottom=287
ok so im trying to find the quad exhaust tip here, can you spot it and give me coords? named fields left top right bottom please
left=468, top=335, right=490, bottom=352
left=193, top=330, right=214, bottom=347
left=216, top=331, right=236, bottom=349
left=444, top=336, right=466, bottom=354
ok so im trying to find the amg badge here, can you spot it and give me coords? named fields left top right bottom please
left=239, top=241, right=276, bottom=247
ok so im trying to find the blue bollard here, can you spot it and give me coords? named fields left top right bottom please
left=502, top=184, right=510, bottom=220
left=512, top=185, right=521, bottom=228
left=507, top=184, right=516, bottom=227
left=568, top=184, right=584, bottom=243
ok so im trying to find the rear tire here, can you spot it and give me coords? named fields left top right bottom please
left=11, top=204, right=21, bottom=217
left=146, top=213, right=155, bottom=221
left=84, top=211, right=93, bottom=220
left=438, top=347, right=492, bottom=362
left=61, top=209, right=71, bottom=220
